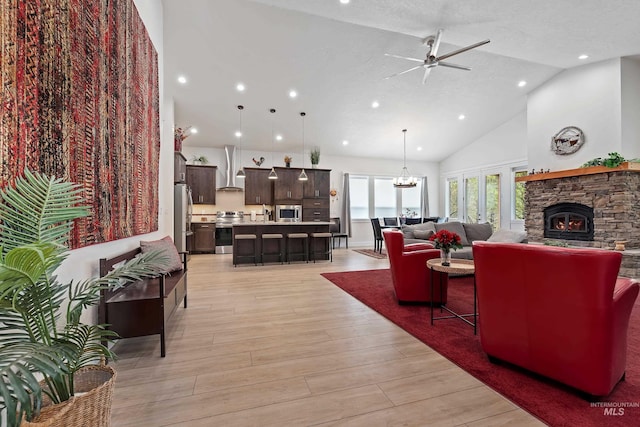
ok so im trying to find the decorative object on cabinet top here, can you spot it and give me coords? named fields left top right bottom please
left=191, top=155, right=209, bottom=165
left=174, top=125, right=195, bottom=151
left=253, top=157, right=265, bottom=166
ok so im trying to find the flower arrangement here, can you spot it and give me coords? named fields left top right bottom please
left=284, top=155, right=293, bottom=164
left=174, top=126, right=193, bottom=151
left=429, top=229, right=463, bottom=265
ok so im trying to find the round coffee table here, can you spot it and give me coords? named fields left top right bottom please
left=427, top=258, right=477, bottom=334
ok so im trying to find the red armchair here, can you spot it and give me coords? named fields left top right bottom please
left=473, top=242, right=639, bottom=396
left=383, top=230, right=448, bottom=304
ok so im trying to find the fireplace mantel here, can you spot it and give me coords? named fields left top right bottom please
left=516, top=162, right=640, bottom=182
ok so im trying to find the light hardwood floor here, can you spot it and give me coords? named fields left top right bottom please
left=110, top=249, right=546, bottom=426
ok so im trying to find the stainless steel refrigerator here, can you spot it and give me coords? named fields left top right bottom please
left=174, top=184, right=193, bottom=252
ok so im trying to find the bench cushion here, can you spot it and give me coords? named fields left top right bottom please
left=141, top=236, right=183, bottom=273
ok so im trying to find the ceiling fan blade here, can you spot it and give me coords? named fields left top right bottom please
left=438, top=61, right=472, bottom=71
left=436, top=39, right=490, bottom=62
left=430, top=28, right=444, bottom=57
left=421, top=67, right=433, bottom=84
left=384, top=65, right=423, bottom=80
left=384, top=53, right=424, bottom=63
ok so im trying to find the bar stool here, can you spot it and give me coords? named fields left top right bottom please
left=234, top=234, right=257, bottom=266
left=261, top=233, right=284, bottom=265
left=286, top=233, right=308, bottom=263
left=309, top=232, right=333, bottom=263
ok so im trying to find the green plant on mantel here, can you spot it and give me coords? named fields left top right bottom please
left=581, top=152, right=630, bottom=168
left=0, top=170, right=165, bottom=426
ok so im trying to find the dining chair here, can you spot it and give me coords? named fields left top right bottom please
left=405, top=217, right=421, bottom=225
left=383, top=217, right=398, bottom=226
left=330, top=217, right=349, bottom=249
left=370, top=218, right=384, bottom=253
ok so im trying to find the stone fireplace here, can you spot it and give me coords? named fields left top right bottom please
left=520, top=163, right=640, bottom=278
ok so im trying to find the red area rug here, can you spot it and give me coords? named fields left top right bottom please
left=321, top=269, right=640, bottom=427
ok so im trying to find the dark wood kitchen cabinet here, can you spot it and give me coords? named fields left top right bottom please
left=303, top=169, right=330, bottom=198
left=191, top=223, right=215, bottom=253
left=187, top=165, right=217, bottom=204
left=244, top=168, right=273, bottom=205
left=273, top=167, right=304, bottom=204
left=174, top=152, right=187, bottom=183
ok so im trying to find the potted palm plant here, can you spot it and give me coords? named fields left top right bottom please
left=0, top=170, right=165, bottom=426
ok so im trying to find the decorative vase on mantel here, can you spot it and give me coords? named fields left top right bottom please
left=312, top=163, right=318, bottom=169
left=440, top=249, right=451, bottom=266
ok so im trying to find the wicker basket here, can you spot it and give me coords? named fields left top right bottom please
left=21, top=365, right=117, bottom=427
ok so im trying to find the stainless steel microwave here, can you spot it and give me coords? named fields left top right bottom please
left=275, top=205, right=301, bottom=222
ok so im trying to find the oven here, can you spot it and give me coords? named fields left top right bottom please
left=215, top=211, right=244, bottom=253
left=275, top=205, right=301, bottom=222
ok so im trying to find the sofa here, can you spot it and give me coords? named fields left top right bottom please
left=382, top=230, right=448, bottom=304
left=402, top=220, right=527, bottom=259
left=473, top=242, right=639, bottom=396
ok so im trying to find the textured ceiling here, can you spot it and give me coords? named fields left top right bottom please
left=163, top=0, right=640, bottom=162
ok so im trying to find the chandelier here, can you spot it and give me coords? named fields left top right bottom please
left=393, top=129, right=417, bottom=188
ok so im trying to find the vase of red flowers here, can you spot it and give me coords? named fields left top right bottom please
left=429, top=229, right=463, bottom=266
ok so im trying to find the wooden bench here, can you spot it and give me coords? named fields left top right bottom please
left=98, top=247, right=187, bottom=357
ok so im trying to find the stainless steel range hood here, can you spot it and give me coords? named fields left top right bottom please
left=217, top=145, right=244, bottom=192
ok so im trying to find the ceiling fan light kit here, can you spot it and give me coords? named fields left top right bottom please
left=393, top=129, right=417, bottom=188
left=385, top=28, right=490, bottom=84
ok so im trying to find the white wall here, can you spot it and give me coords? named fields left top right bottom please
left=527, top=58, right=623, bottom=171
left=56, top=0, right=169, bottom=324
left=621, top=56, right=640, bottom=159
left=439, top=111, right=528, bottom=231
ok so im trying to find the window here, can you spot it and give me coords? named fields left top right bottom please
left=465, top=176, right=479, bottom=223
left=400, top=180, right=421, bottom=218
left=349, top=175, right=369, bottom=219
left=513, top=169, right=527, bottom=220
left=485, top=173, right=500, bottom=230
left=374, top=177, right=396, bottom=218
left=349, top=175, right=425, bottom=219
left=446, top=178, right=458, bottom=220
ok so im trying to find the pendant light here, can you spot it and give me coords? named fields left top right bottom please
left=298, top=112, right=308, bottom=181
left=235, top=105, right=245, bottom=178
left=268, top=108, right=278, bottom=180
left=393, top=129, right=417, bottom=188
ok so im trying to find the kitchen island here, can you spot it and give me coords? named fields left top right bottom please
left=232, top=222, right=331, bottom=265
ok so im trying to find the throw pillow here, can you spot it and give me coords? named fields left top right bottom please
left=434, top=221, right=470, bottom=246
left=487, top=229, right=527, bottom=243
left=463, top=222, right=493, bottom=242
left=140, top=236, right=183, bottom=273
left=413, top=229, right=434, bottom=240
left=402, top=221, right=435, bottom=240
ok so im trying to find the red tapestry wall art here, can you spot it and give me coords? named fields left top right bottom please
left=0, top=0, right=160, bottom=248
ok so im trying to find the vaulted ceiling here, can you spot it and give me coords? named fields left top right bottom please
left=163, top=0, right=640, bottom=162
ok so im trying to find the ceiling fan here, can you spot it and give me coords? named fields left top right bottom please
left=385, top=29, right=490, bottom=84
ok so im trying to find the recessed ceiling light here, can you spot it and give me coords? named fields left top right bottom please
left=342, top=140, right=349, bottom=145
left=191, top=128, right=198, bottom=134
left=236, top=83, right=245, bottom=92
left=276, top=134, right=283, bottom=141
left=234, top=131, right=242, bottom=138
left=177, top=75, right=187, bottom=84
left=371, top=101, right=380, bottom=108
left=417, top=147, right=422, bottom=151
left=458, top=114, right=466, bottom=120
left=518, top=80, right=527, bottom=88
left=578, top=54, right=589, bottom=60
left=289, top=90, right=298, bottom=98
left=340, top=0, right=350, bottom=4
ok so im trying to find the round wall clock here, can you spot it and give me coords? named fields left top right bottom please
left=551, top=126, right=585, bottom=155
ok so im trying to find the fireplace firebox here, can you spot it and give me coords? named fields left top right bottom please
left=544, top=203, right=594, bottom=241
